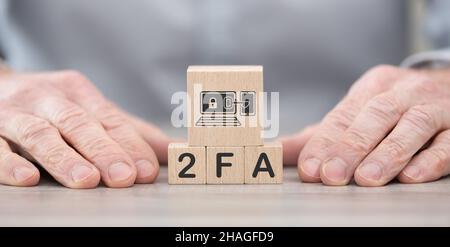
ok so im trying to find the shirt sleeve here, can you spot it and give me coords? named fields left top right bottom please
left=400, top=48, right=450, bottom=69
left=0, top=0, right=8, bottom=60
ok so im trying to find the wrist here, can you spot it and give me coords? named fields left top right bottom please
left=0, top=59, right=13, bottom=78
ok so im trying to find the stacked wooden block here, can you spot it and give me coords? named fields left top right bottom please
left=168, top=66, right=283, bottom=184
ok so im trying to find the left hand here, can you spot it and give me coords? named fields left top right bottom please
left=281, top=65, right=450, bottom=186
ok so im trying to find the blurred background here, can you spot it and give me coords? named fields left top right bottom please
left=0, top=0, right=447, bottom=137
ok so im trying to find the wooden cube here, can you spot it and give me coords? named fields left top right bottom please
left=207, top=146, right=245, bottom=184
left=187, top=66, right=263, bottom=147
left=245, top=142, right=283, bottom=184
left=168, top=143, right=206, bottom=184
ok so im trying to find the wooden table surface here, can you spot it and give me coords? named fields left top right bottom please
left=0, top=166, right=449, bottom=226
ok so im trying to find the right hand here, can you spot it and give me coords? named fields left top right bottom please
left=282, top=65, right=450, bottom=186
left=0, top=70, right=172, bottom=188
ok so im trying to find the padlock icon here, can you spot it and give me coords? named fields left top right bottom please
left=208, top=97, right=217, bottom=109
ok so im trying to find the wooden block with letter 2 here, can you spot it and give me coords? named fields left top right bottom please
left=168, top=143, right=206, bottom=184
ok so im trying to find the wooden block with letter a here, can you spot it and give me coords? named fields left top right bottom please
left=168, top=143, right=206, bottom=184
left=187, top=66, right=263, bottom=147
left=245, top=142, right=283, bottom=184
left=207, top=146, right=245, bottom=184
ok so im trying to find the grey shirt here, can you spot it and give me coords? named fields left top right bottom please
left=0, top=0, right=441, bottom=136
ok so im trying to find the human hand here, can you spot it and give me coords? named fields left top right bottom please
left=282, top=65, right=450, bottom=186
left=0, top=70, right=172, bottom=188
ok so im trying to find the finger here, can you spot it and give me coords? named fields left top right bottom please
left=319, top=90, right=411, bottom=185
left=127, top=114, right=173, bottom=165
left=69, top=93, right=158, bottom=183
left=298, top=100, right=361, bottom=182
left=51, top=71, right=161, bottom=182
left=0, top=137, right=40, bottom=186
left=398, top=129, right=450, bottom=183
left=52, top=72, right=160, bottom=183
left=355, top=104, right=449, bottom=186
left=298, top=65, right=404, bottom=183
left=29, top=97, right=139, bottom=187
left=319, top=73, right=437, bottom=186
left=279, top=124, right=317, bottom=166
left=88, top=102, right=159, bottom=184
left=0, top=111, right=100, bottom=188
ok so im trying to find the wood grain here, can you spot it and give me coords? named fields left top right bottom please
left=206, top=146, right=245, bottom=184
left=0, top=166, right=449, bottom=226
left=245, top=142, right=283, bottom=184
left=168, top=143, right=206, bottom=184
left=187, top=66, right=263, bottom=146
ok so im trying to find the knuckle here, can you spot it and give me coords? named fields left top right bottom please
left=43, top=145, right=70, bottom=173
left=405, top=74, right=437, bottom=94
left=53, top=105, right=92, bottom=134
left=117, top=138, right=143, bottom=152
left=383, top=137, right=409, bottom=161
left=342, top=129, right=373, bottom=154
left=81, top=137, right=121, bottom=160
left=16, top=118, right=56, bottom=149
left=402, top=106, right=437, bottom=135
left=325, top=106, right=357, bottom=131
left=307, top=134, right=335, bottom=149
left=365, top=94, right=402, bottom=124
left=96, top=103, right=128, bottom=130
left=113, top=131, right=149, bottom=154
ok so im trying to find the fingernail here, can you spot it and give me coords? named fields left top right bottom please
left=403, top=165, right=421, bottom=180
left=135, top=160, right=155, bottom=179
left=13, top=167, right=36, bottom=182
left=71, top=165, right=95, bottom=183
left=322, top=158, right=348, bottom=182
left=108, top=162, right=133, bottom=182
left=358, top=163, right=383, bottom=181
left=301, top=158, right=321, bottom=178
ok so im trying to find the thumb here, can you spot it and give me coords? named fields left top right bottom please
left=278, top=124, right=318, bottom=166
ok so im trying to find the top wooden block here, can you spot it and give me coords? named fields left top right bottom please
left=187, top=66, right=263, bottom=72
left=187, top=65, right=264, bottom=147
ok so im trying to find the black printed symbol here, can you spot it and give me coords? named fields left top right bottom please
left=252, top=153, right=275, bottom=178
left=195, top=91, right=256, bottom=127
left=178, top=153, right=196, bottom=178
left=216, top=152, right=234, bottom=178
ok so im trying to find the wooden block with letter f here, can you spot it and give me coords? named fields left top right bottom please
left=206, top=146, right=245, bottom=184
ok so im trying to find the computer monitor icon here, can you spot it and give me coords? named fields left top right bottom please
left=201, top=91, right=236, bottom=114
left=195, top=91, right=255, bottom=127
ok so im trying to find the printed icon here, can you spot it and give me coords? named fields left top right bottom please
left=195, top=90, right=256, bottom=127
left=240, top=91, right=256, bottom=116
